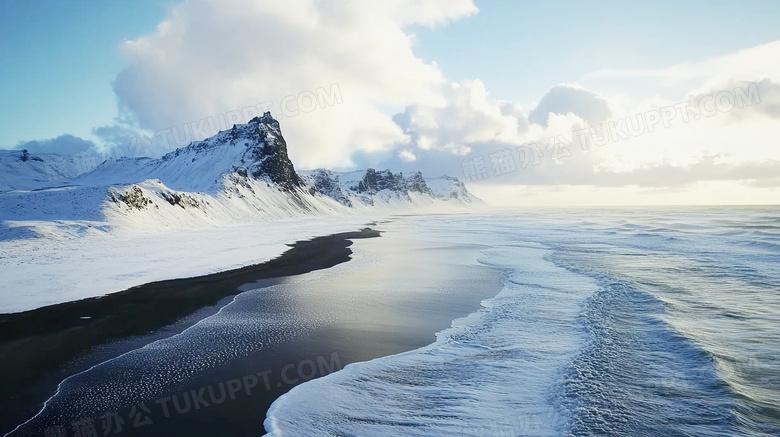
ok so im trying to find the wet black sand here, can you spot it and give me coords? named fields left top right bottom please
left=0, top=228, right=380, bottom=433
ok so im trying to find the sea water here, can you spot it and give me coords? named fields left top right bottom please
left=265, top=207, right=780, bottom=436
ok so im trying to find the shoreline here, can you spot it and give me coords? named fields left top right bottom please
left=0, top=227, right=381, bottom=431
left=111, top=232, right=505, bottom=436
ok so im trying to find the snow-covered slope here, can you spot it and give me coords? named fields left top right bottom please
left=0, top=149, right=100, bottom=192
left=425, top=175, right=476, bottom=202
left=1, top=113, right=481, bottom=239
left=0, top=216, right=372, bottom=313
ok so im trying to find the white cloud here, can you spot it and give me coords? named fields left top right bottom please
left=398, top=149, right=417, bottom=162
left=15, top=135, right=97, bottom=155
left=394, top=79, right=530, bottom=153
left=591, top=40, right=780, bottom=86
left=112, top=0, right=477, bottom=169
left=528, top=84, right=612, bottom=127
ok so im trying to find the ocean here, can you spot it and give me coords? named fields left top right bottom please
left=266, top=207, right=780, bottom=436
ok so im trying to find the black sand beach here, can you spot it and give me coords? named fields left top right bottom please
left=0, top=228, right=379, bottom=433
left=1, top=226, right=504, bottom=436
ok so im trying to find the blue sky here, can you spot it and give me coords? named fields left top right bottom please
left=411, top=1, right=780, bottom=103
left=0, top=0, right=171, bottom=147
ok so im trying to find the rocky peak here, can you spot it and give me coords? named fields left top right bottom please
left=242, top=112, right=302, bottom=191
left=161, top=112, right=302, bottom=192
left=356, top=168, right=406, bottom=195
left=300, top=167, right=480, bottom=207
left=303, top=169, right=353, bottom=207
left=405, top=171, right=433, bottom=196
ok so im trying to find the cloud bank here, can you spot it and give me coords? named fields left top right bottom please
left=15, top=135, right=98, bottom=155
left=528, top=85, right=612, bottom=127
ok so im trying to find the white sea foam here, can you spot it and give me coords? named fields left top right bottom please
left=264, top=217, right=600, bottom=436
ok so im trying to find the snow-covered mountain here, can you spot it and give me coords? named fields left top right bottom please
left=0, top=149, right=101, bottom=192
left=301, top=168, right=475, bottom=207
left=77, top=113, right=303, bottom=193
left=0, top=113, right=481, bottom=238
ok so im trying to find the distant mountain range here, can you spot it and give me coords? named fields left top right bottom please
left=0, top=113, right=480, bottom=237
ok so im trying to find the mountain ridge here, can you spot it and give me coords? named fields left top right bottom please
left=0, top=113, right=482, bottom=238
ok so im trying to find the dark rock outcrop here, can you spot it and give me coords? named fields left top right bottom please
left=405, top=171, right=433, bottom=196
left=356, top=169, right=406, bottom=195
left=245, top=114, right=302, bottom=191
left=305, top=169, right=353, bottom=207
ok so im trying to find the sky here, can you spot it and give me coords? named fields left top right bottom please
left=1, top=0, right=779, bottom=206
